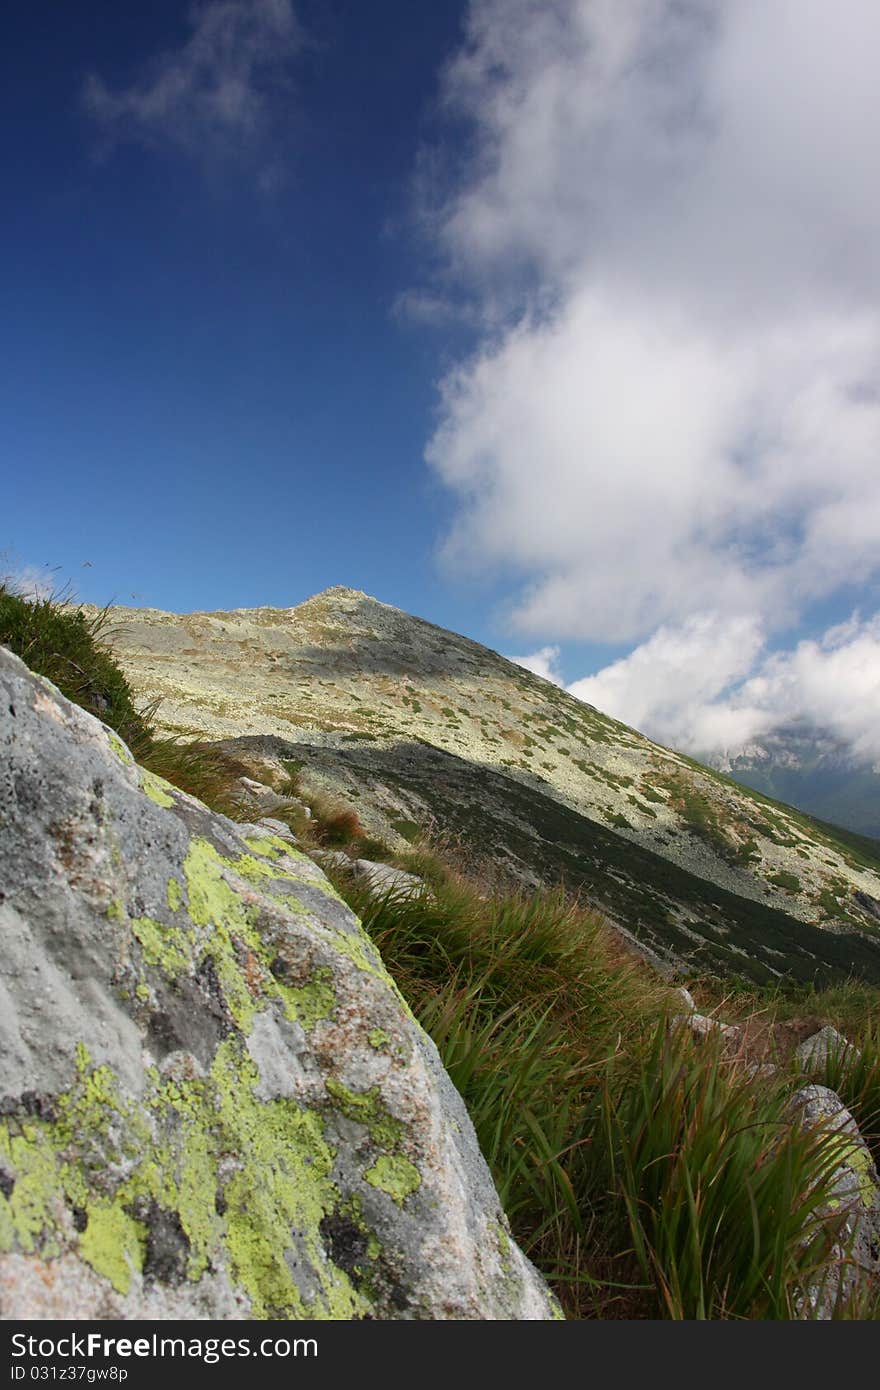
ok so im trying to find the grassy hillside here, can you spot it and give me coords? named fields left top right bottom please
left=216, top=734, right=880, bottom=989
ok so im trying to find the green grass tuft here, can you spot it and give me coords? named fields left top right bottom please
left=327, top=860, right=880, bottom=1319
left=0, top=581, right=153, bottom=754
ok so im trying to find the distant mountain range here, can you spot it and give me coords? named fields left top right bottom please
left=710, top=726, right=880, bottom=841
left=90, top=587, right=880, bottom=987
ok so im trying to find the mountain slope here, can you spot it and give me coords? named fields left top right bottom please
left=93, top=587, right=880, bottom=980
left=712, top=726, right=880, bottom=840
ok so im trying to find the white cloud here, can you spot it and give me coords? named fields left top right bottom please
left=83, top=0, right=303, bottom=174
left=573, top=611, right=880, bottom=764
left=745, top=615, right=880, bottom=764
left=507, top=645, right=563, bottom=685
left=421, top=1, right=880, bottom=650
left=1, top=564, right=62, bottom=602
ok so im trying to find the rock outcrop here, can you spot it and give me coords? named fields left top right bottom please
left=0, top=647, right=559, bottom=1320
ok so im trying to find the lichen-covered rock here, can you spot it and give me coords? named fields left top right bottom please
left=0, top=647, right=559, bottom=1320
left=790, top=1084, right=880, bottom=1315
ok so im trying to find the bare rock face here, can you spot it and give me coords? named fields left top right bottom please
left=0, top=647, right=559, bottom=1320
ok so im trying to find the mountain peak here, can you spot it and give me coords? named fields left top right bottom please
left=303, top=585, right=374, bottom=604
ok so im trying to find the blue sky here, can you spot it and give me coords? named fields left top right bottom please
left=4, top=2, right=880, bottom=765
left=2, top=2, right=483, bottom=624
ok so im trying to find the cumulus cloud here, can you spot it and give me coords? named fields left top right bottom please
left=507, top=645, right=564, bottom=685
left=421, top=0, right=880, bottom=651
left=573, top=611, right=880, bottom=764
left=83, top=0, right=303, bottom=175
left=569, top=613, right=766, bottom=750
left=745, top=615, right=880, bottom=764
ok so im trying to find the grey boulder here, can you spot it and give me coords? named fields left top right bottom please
left=795, top=1026, right=859, bottom=1072
left=0, top=646, right=559, bottom=1320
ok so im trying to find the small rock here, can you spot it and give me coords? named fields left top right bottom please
left=853, top=890, right=880, bottom=922
left=350, top=860, right=427, bottom=897
left=743, top=1061, right=779, bottom=1082
left=233, top=777, right=292, bottom=817
left=314, top=852, right=428, bottom=898
left=238, top=776, right=274, bottom=796
left=255, top=817, right=299, bottom=845
left=673, top=986, right=696, bottom=1014
left=796, top=1026, right=858, bottom=1072
left=688, top=1012, right=725, bottom=1039
left=674, top=1012, right=742, bottom=1047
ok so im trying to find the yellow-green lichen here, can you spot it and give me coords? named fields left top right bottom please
left=184, top=839, right=271, bottom=927
left=0, top=1123, right=65, bottom=1257
left=139, top=769, right=175, bottom=808
left=850, top=1140, right=877, bottom=1209
left=209, top=1041, right=368, bottom=1318
left=1, top=1039, right=371, bottom=1318
left=827, top=1134, right=878, bottom=1210
left=180, top=840, right=267, bottom=1031
left=179, top=836, right=407, bottom=1034
left=274, top=892, right=310, bottom=917
left=1, top=832, right=440, bottom=1313
left=231, top=851, right=294, bottom=886
left=247, top=833, right=311, bottom=863
left=363, top=1155, right=421, bottom=1206
left=79, top=1202, right=145, bottom=1294
left=132, top=916, right=191, bottom=977
left=243, top=836, right=285, bottom=859
left=278, top=969, right=336, bottom=1030
left=107, top=733, right=133, bottom=765
left=324, top=1079, right=403, bottom=1151
left=368, top=1029, right=390, bottom=1049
